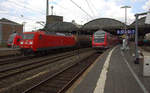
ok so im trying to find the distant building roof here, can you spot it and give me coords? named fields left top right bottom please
left=45, top=22, right=80, bottom=32
left=129, top=17, right=150, bottom=35
left=130, top=17, right=150, bottom=28
left=82, top=18, right=125, bottom=30
left=82, top=18, right=125, bottom=34
left=0, top=18, right=22, bottom=25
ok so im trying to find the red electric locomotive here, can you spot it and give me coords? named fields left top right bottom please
left=19, top=31, right=76, bottom=54
left=7, top=33, right=22, bottom=48
left=92, top=30, right=118, bottom=50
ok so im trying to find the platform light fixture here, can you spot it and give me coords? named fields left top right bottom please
left=121, top=5, right=131, bottom=50
left=121, top=5, right=131, bottom=27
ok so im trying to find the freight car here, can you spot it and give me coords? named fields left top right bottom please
left=74, top=34, right=92, bottom=48
left=92, top=30, right=119, bottom=50
left=19, top=30, right=91, bottom=55
left=7, top=33, right=22, bottom=48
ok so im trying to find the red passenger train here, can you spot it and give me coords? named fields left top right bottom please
left=92, top=30, right=119, bottom=50
left=19, top=31, right=76, bottom=54
left=7, top=33, right=22, bottom=48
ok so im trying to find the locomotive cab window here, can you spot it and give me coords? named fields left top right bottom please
left=8, top=33, right=17, bottom=42
left=23, top=34, right=34, bottom=39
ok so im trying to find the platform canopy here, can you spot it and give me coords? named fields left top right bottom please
left=129, top=17, right=150, bottom=35
left=82, top=18, right=125, bottom=34
left=44, top=22, right=81, bottom=32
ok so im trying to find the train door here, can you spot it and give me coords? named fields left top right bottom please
left=38, top=34, right=44, bottom=48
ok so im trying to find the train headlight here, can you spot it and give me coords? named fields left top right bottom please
left=20, top=42, right=23, bottom=44
left=29, top=41, right=33, bottom=44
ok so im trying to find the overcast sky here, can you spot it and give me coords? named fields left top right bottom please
left=0, top=0, right=150, bottom=31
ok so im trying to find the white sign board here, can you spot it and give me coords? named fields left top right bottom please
left=117, top=30, right=135, bottom=35
left=143, top=56, right=150, bottom=77
left=145, top=11, right=150, bottom=24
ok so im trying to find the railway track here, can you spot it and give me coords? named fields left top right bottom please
left=0, top=47, right=84, bottom=65
left=0, top=54, right=19, bottom=59
left=0, top=48, right=97, bottom=93
left=24, top=53, right=99, bottom=93
left=0, top=48, right=92, bottom=80
left=0, top=55, right=35, bottom=65
left=0, top=47, right=82, bottom=65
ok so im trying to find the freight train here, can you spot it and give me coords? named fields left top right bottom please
left=92, top=30, right=119, bottom=50
left=19, top=30, right=91, bottom=55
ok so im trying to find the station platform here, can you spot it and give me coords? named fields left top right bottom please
left=66, top=45, right=150, bottom=93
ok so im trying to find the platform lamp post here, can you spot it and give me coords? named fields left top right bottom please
left=121, top=5, right=131, bottom=49
left=121, top=6, right=131, bottom=30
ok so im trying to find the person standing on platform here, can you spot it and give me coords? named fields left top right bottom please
left=121, top=38, right=126, bottom=50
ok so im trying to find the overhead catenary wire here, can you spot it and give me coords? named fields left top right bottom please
left=0, top=0, right=46, bottom=31
left=85, top=0, right=96, bottom=17
left=1, top=0, right=44, bottom=21
left=55, top=3, right=73, bottom=12
left=70, top=0, right=93, bottom=19
left=88, top=0, right=99, bottom=16
left=0, top=13, right=44, bottom=26
left=7, top=0, right=45, bottom=16
left=50, top=0, right=90, bottom=18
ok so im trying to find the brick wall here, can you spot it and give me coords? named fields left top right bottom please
left=1, top=24, right=23, bottom=43
left=47, top=15, right=63, bottom=24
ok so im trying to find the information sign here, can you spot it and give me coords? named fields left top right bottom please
left=117, top=30, right=135, bottom=35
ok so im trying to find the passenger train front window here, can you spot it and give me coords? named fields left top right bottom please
left=8, top=33, right=17, bottom=42
left=94, top=38, right=104, bottom=43
left=23, top=34, right=34, bottom=39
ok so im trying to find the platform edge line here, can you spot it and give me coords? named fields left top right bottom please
left=121, top=51, right=149, bottom=93
left=93, top=46, right=116, bottom=93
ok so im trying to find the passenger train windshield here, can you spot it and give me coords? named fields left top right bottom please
left=8, top=33, right=17, bottom=42
left=94, top=34, right=105, bottom=38
left=94, top=31, right=105, bottom=37
left=94, top=38, right=105, bottom=43
left=94, top=31, right=105, bottom=43
left=94, top=31, right=105, bottom=34
left=23, top=34, right=34, bottom=39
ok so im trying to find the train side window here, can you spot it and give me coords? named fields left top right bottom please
left=39, top=35, right=42, bottom=40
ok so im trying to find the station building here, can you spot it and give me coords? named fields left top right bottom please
left=0, top=18, right=23, bottom=44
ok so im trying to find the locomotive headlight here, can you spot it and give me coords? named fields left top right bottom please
left=20, top=42, right=23, bottom=44
left=29, top=41, right=33, bottom=44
